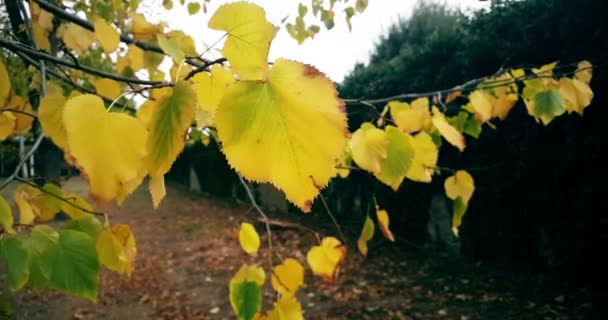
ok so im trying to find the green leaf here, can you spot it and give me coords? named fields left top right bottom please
left=374, top=126, right=415, bottom=191
left=532, top=89, right=565, bottom=125
left=146, top=81, right=196, bottom=177
left=0, top=195, right=15, bottom=234
left=357, top=215, right=374, bottom=256
left=230, top=282, right=262, bottom=320
left=187, top=2, right=201, bottom=15
left=452, top=196, right=467, bottom=237
left=355, top=0, right=368, bottom=13
left=344, top=7, right=355, bottom=31
left=44, top=230, right=99, bottom=301
left=157, top=35, right=185, bottom=64
left=24, top=225, right=59, bottom=289
left=298, top=3, right=308, bottom=17
left=64, top=216, right=103, bottom=240
left=0, top=237, right=30, bottom=290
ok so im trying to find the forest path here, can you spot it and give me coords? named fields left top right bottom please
left=1, top=178, right=590, bottom=319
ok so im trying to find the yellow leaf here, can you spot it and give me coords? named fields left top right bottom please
left=157, top=34, right=185, bottom=64
left=444, top=170, right=475, bottom=204
left=130, top=13, right=162, bottom=41
left=149, top=175, right=166, bottom=209
left=389, top=98, right=430, bottom=133
left=336, top=146, right=352, bottom=179
left=575, top=60, right=592, bottom=84
left=405, top=132, right=438, bottom=182
left=374, top=126, right=414, bottom=191
left=0, top=61, right=9, bottom=105
left=12, top=183, right=62, bottom=224
left=231, top=264, right=265, bottom=286
left=170, top=63, right=192, bottom=81
left=216, top=59, right=347, bottom=212
left=532, top=61, right=558, bottom=76
left=191, top=64, right=235, bottom=115
left=357, top=215, right=374, bottom=256
left=271, top=258, right=304, bottom=297
left=166, top=30, right=198, bottom=56
left=94, top=18, right=120, bottom=54
left=61, top=192, right=94, bottom=219
left=0, top=195, right=15, bottom=234
left=511, top=68, right=525, bottom=78
left=559, top=77, right=593, bottom=115
left=145, top=81, right=196, bottom=177
left=239, top=222, right=260, bottom=255
left=38, top=87, right=68, bottom=150
left=468, top=90, right=494, bottom=123
left=376, top=207, right=395, bottom=242
left=127, top=44, right=145, bottom=71
left=0, top=112, right=15, bottom=141
left=92, top=78, right=122, bottom=100
left=57, top=23, right=95, bottom=54
left=30, top=2, right=53, bottom=50
left=266, top=296, right=303, bottom=320
left=3, top=96, right=34, bottom=134
left=349, top=123, right=387, bottom=174
left=432, top=108, right=465, bottom=152
left=63, top=94, right=148, bottom=204
left=96, top=224, right=136, bottom=274
left=208, top=2, right=277, bottom=80
left=32, top=24, right=51, bottom=51
left=13, top=184, right=35, bottom=225
left=492, top=93, right=518, bottom=120
left=306, top=236, right=346, bottom=282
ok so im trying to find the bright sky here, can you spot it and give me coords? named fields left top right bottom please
left=145, top=0, right=489, bottom=82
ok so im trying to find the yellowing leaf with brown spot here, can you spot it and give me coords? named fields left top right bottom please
left=93, top=78, right=122, bottom=100
left=432, top=108, right=465, bottom=152
left=389, top=98, right=431, bottom=133
left=265, top=296, right=304, bottom=320
left=208, top=2, right=277, bottom=80
left=357, top=215, right=374, bottom=256
left=0, top=61, right=9, bottom=105
left=405, top=132, right=438, bottom=182
left=57, top=23, right=95, bottom=54
left=559, top=77, right=593, bottom=115
left=39, top=86, right=68, bottom=150
left=145, top=81, right=196, bottom=177
left=0, top=195, right=15, bottom=234
left=96, top=224, right=136, bottom=274
left=12, top=183, right=62, bottom=224
left=444, top=170, right=475, bottom=204
left=94, top=18, right=120, bottom=54
left=61, top=192, right=94, bottom=219
left=0, top=112, right=15, bottom=141
left=376, top=207, right=395, bottom=242
left=350, top=123, right=387, bottom=174
left=239, top=222, right=260, bottom=255
left=271, top=258, right=304, bottom=297
left=575, top=60, right=592, bottom=84
left=191, top=65, right=235, bottom=115
left=63, top=94, right=148, bottom=204
left=306, top=237, right=346, bottom=282
left=149, top=176, right=166, bottom=209
left=126, top=44, right=144, bottom=71
left=216, top=59, right=347, bottom=212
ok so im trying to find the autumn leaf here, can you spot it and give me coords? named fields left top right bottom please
left=191, top=64, right=235, bottom=115
left=4, top=96, right=34, bottom=135
left=216, top=59, right=347, bottom=212
left=350, top=122, right=387, bottom=174
left=57, top=23, right=95, bottom=54
left=145, top=81, right=196, bottom=178
left=0, top=60, right=10, bottom=105
left=239, top=223, right=260, bottom=255
left=357, top=215, right=374, bottom=256
left=149, top=176, right=166, bottom=209
left=524, top=89, right=565, bottom=125
left=444, top=170, right=475, bottom=204
left=374, top=125, right=414, bottom=191
left=63, top=94, right=148, bottom=204
left=126, top=44, right=145, bottom=71
left=376, top=207, right=395, bottom=242
left=0, top=195, right=15, bottom=234
left=559, top=77, right=593, bottom=115
left=61, top=192, right=94, bottom=219
left=157, top=34, right=185, bottom=64
left=208, top=2, right=277, bottom=80
left=13, top=183, right=62, bottom=224
left=575, top=60, right=592, bottom=84
left=230, top=265, right=265, bottom=320
left=94, top=18, right=120, bottom=54
left=96, top=225, right=136, bottom=274
left=432, top=107, right=465, bottom=152
left=306, top=237, right=346, bottom=282
left=389, top=98, right=431, bottom=133
left=468, top=90, right=493, bottom=123
left=265, top=296, right=304, bottom=320
left=271, top=258, right=304, bottom=297
left=0, top=112, right=16, bottom=141
left=92, top=78, right=122, bottom=100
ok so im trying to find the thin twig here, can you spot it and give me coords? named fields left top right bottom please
left=0, top=38, right=168, bottom=86
left=0, top=133, right=45, bottom=191
left=237, top=174, right=273, bottom=270
left=15, top=177, right=106, bottom=217
left=0, top=108, right=37, bottom=118
left=318, top=193, right=346, bottom=244
left=184, top=57, right=228, bottom=80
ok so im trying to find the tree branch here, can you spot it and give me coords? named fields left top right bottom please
left=32, top=0, right=206, bottom=68
left=0, top=108, right=37, bottom=118
left=0, top=133, right=45, bottom=191
left=184, top=57, right=228, bottom=80
left=0, top=38, right=168, bottom=86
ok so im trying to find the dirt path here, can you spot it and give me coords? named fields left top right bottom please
left=1, top=178, right=591, bottom=319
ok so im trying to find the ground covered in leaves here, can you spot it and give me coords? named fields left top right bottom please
left=1, top=178, right=591, bottom=319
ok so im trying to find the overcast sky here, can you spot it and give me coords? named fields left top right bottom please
left=146, top=0, right=489, bottom=82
